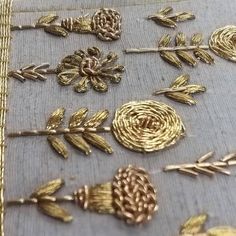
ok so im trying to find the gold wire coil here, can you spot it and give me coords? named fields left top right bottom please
left=209, top=25, right=236, bottom=62
left=112, top=100, right=185, bottom=153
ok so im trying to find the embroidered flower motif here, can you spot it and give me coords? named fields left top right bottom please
left=56, top=47, right=124, bottom=93
left=91, top=8, right=122, bottom=41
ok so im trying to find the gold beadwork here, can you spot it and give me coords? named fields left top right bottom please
left=7, top=165, right=158, bottom=225
left=209, top=25, right=236, bottom=62
left=112, top=100, right=185, bottom=152
left=11, top=8, right=122, bottom=41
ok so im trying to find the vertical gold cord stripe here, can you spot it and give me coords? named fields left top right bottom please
left=0, top=1, right=12, bottom=236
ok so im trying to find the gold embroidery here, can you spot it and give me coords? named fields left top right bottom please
left=6, top=165, right=158, bottom=225
left=8, top=100, right=185, bottom=156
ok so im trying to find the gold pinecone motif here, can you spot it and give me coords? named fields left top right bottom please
left=74, top=165, right=158, bottom=224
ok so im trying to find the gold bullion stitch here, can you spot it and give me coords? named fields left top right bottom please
left=6, top=165, right=158, bottom=225
left=11, top=8, right=122, bottom=41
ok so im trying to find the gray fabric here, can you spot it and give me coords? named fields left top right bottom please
left=5, top=0, right=236, bottom=235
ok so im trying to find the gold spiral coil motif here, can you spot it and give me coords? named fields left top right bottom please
left=209, top=25, right=236, bottom=62
left=112, top=100, right=185, bottom=153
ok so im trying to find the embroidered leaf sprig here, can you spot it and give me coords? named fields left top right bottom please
left=45, top=108, right=112, bottom=159
left=148, top=6, right=195, bottom=28
left=164, top=151, right=236, bottom=178
left=179, top=214, right=236, bottom=236
left=153, top=74, right=206, bottom=105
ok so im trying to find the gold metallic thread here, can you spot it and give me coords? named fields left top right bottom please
left=11, top=8, right=122, bottom=42
left=209, top=25, right=236, bottom=62
left=8, top=47, right=125, bottom=93
left=0, top=1, right=12, bottom=235
left=112, top=100, right=185, bottom=152
left=6, top=165, right=158, bottom=225
left=164, top=151, right=236, bottom=178
left=8, top=100, right=185, bottom=155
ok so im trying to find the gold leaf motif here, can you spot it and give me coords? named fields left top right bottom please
left=31, top=179, right=64, bottom=198
left=37, top=14, right=59, bottom=24
left=64, top=134, right=91, bottom=155
left=90, top=77, right=108, bottom=92
left=184, top=85, right=206, bottom=94
left=74, top=76, right=90, bottom=93
left=69, top=108, right=88, bottom=128
left=170, top=74, right=190, bottom=88
left=207, top=226, right=236, bottom=236
left=83, top=132, right=113, bottom=154
left=176, top=50, right=197, bottom=67
left=44, top=25, right=69, bottom=37
left=57, top=70, right=79, bottom=85
left=169, top=12, right=195, bottom=22
left=38, top=202, right=73, bottom=222
left=84, top=110, right=109, bottom=128
left=47, top=136, right=68, bottom=159
left=191, top=33, right=203, bottom=46
left=160, top=52, right=182, bottom=69
left=158, top=6, right=173, bottom=15
left=46, top=108, right=65, bottom=130
left=194, top=48, right=215, bottom=64
left=165, top=92, right=197, bottom=105
left=158, top=34, right=171, bottom=47
left=151, top=15, right=177, bottom=28
left=180, top=213, right=208, bottom=234
left=175, top=32, right=187, bottom=46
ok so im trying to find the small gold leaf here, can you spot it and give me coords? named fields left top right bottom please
left=46, top=108, right=65, bottom=130
left=74, top=76, right=90, bottom=93
left=83, top=132, right=113, bottom=154
left=90, top=77, right=108, bottom=92
left=44, top=25, right=69, bottom=37
left=69, top=108, right=88, bottom=128
left=38, top=202, right=73, bottom=223
left=160, top=52, right=182, bottom=69
left=194, top=49, right=215, bottom=64
left=180, top=213, right=208, bottom=234
left=64, top=134, right=91, bottom=155
left=84, top=110, right=109, bottom=128
left=176, top=51, right=197, bottom=67
left=57, top=70, right=79, bottom=86
left=158, top=34, right=172, bottom=47
left=151, top=15, right=177, bottom=28
left=31, top=178, right=64, bottom=198
left=165, top=92, right=197, bottom=105
left=207, top=226, right=236, bottom=236
left=184, top=85, right=206, bottom=94
left=191, top=33, right=203, bottom=46
left=170, top=74, right=190, bottom=88
left=175, top=32, right=187, bottom=46
left=47, top=136, right=68, bottom=159
left=169, top=12, right=195, bottom=22
left=37, top=14, right=59, bottom=24
left=158, top=6, right=173, bottom=15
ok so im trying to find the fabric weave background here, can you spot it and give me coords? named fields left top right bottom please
left=4, top=0, right=236, bottom=235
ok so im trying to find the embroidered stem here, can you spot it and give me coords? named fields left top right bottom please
left=124, top=45, right=209, bottom=53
